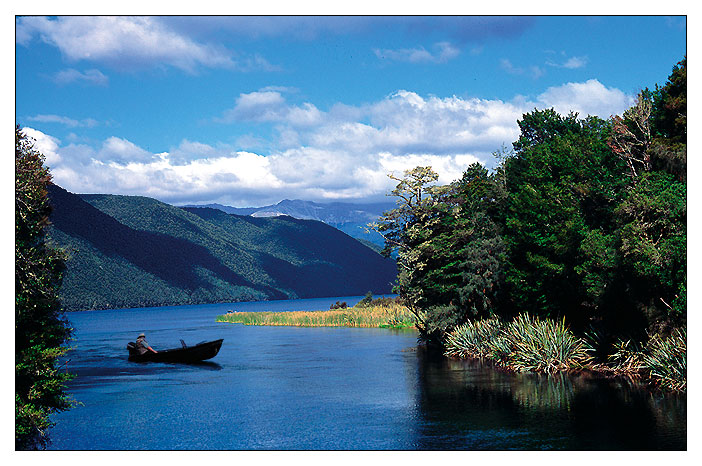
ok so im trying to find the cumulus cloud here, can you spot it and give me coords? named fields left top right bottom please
left=21, top=127, right=62, bottom=166
left=537, top=79, right=635, bottom=118
left=217, top=90, right=323, bottom=127
left=16, top=16, right=236, bottom=72
left=28, top=80, right=634, bottom=206
left=374, top=41, right=460, bottom=64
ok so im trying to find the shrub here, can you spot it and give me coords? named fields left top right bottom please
left=502, top=313, right=589, bottom=373
left=643, top=328, right=686, bottom=391
left=444, top=317, right=503, bottom=359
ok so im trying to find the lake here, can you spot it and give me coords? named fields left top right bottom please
left=48, top=296, right=686, bottom=450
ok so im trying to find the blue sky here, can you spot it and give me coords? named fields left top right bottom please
left=15, top=15, right=687, bottom=206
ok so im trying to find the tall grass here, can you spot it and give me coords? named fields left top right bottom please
left=444, top=313, right=686, bottom=390
left=501, top=314, right=589, bottom=373
left=444, top=317, right=503, bottom=359
left=444, top=313, right=589, bottom=374
left=643, top=328, right=686, bottom=391
left=216, top=302, right=416, bottom=329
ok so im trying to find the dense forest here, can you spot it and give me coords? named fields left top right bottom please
left=375, top=58, right=686, bottom=381
left=46, top=186, right=397, bottom=311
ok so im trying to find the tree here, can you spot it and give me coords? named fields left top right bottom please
left=611, top=58, right=687, bottom=330
left=16, top=126, right=73, bottom=450
left=373, top=164, right=505, bottom=344
left=501, top=110, right=628, bottom=329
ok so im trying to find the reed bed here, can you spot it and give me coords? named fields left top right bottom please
left=216, top=302, right=416, bottom=329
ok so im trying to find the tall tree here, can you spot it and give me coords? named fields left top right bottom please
left=373, top=164, right=505, bottom=343
left=15, top=126, right=73, bottom=450
left=502, top=110, right=628, bottom=329
left=611, top=58, right=687, bottom=330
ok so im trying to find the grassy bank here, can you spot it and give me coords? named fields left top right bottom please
left=444, top=313, right=687, bottom=392
left=216, top=300, right=416, bottom=329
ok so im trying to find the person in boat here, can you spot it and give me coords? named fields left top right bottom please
left=135, top=333, right=158, bottom=355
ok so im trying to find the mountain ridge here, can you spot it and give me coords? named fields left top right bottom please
left=47, top=184, right=397, bottom=311
left=182, top=198, right=396, bottom=247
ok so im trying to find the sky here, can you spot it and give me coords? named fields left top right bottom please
left=15, top=14, right=687, bottom=207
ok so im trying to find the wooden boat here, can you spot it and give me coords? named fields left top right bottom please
left=127, top=339, right=223, bottom=363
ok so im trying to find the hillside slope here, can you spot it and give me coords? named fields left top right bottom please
left=47, top=184, right=397, bottom=311
left=186, top=199, right=395, bottom=247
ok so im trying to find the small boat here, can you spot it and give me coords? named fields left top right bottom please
left=126, top=339, right=223, bottom=363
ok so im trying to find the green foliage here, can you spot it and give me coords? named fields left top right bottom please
left=496, top=313, right=589, bottom=373
left=615, top=170, right=686, bottom=325
left=15, top=127, right=74, bottom=450
left=444, top=313, right=589, bottom=374
left=373, top=164, right=505, bottom=344
left=379, top=58, right=685, bottom=363
left=356, top=291, right=374, bottom=307
left=651, top=57, right=686, bottom=145
left=46, top=186, right=397, bottom=311
left=502, top=111, right=627, bottom=325
left=643, top=328, right=686, bottom=391
left=443, top=317, right=503, bottom=359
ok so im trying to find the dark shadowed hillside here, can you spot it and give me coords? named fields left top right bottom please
left=46, top=184, right=397, bottom=311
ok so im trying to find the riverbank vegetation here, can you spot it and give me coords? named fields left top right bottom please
left=443, top=314, right=686, bottom=391
left=373, top=58, right=686, bottom=391
left=15, top=127, right=74, bottom=449
left=216, top=295, right=415, bottom=329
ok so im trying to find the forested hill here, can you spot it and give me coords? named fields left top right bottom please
left=46, top=184, right=397, bottom=311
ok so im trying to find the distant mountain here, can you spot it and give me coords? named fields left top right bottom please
left=184, top=199, right=396, bottom=247
left=47, top=184, right=397, bottom=312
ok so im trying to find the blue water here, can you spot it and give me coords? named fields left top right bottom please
left=48, top=296, right=686, bottom=450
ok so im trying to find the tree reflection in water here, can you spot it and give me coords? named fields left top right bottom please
left=410, top=347, right=686, bottom=450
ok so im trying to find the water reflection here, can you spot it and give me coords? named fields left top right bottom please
left=411, top=349, right=686, bottom=450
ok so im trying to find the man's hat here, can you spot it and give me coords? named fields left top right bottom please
left=138, top=333, right=145, bottom=338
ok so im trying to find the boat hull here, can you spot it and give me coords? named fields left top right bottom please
left=127, top=339, right=223, bottom=363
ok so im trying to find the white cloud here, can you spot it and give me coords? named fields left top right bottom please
left=16, top=16, right=235, bottom=72
left=26, top=114, right=99, bottom=128
left=27, top=80, right=635, bottom=205
left=563, top=56, right=588, bottom=69
left=537, top=79, right=635, bottom=118
left=374, top=41, right=460, bottom=64
left=21, top=127, right=62, bottom=166
left=53, top=68, right=109, bottom=86
left=546, top=55, right=589, bottom=69
left=217, top=90, right=323, bottom=127
left=99, top=137, right=155, bottom=164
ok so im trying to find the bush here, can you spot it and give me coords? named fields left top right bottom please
left=444, top=313, right=589, bottom=374
left=444, top=317, right=503, bottom=359
left=501, top=313, right=589, bottom=373
left=643, top=328, right=686, bottom=391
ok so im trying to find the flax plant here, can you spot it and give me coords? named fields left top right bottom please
left=502, top=314, right=589, bottom=373
left=643, top=328, right=686, bottom=391
left=444, top=317, right=503, bottom=359
left=444, top=313, right=589, bottom=374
